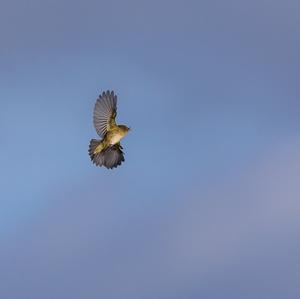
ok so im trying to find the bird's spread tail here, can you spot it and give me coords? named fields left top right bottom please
left=89, top=140, right=125, bottom=169
left=89, top=139, right=103, bottom=156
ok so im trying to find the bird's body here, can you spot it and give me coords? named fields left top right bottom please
left=89, top=90, right=130, bottom=169
left=106, top=125, right=129, bottom=146
left=93, top=125, right=129, bottom=155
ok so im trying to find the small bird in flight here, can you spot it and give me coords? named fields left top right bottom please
left=89, top=90, right=130, bottom=169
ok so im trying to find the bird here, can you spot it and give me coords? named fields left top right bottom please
left=89, top=90, right=130, bottom=169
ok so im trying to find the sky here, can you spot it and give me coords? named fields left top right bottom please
left=1, top=0, right=300, bottom=298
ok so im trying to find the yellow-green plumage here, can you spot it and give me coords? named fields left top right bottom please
left=89, top=90, right=130, bottom=169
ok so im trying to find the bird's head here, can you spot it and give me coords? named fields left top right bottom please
left=119, top=125, right=131, bottom=135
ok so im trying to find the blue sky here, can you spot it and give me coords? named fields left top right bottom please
left=1, top=0, right=300, bottom=298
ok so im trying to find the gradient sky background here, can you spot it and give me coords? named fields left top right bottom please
left=1, top=0, right=300, bottom=298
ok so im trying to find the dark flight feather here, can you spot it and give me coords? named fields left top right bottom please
left=89, top=140, right=124, bottom=169
left=93, top=90, right=117, bottom=137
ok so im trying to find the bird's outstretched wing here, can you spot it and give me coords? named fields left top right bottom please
left=93, top=90, right=117, bottom=137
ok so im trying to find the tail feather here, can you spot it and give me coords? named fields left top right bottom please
left=103, top=144, right=125, bottom=169
left=89, top=140, right=125, bottom=169
left=89, top=139, right=104, bottom=166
